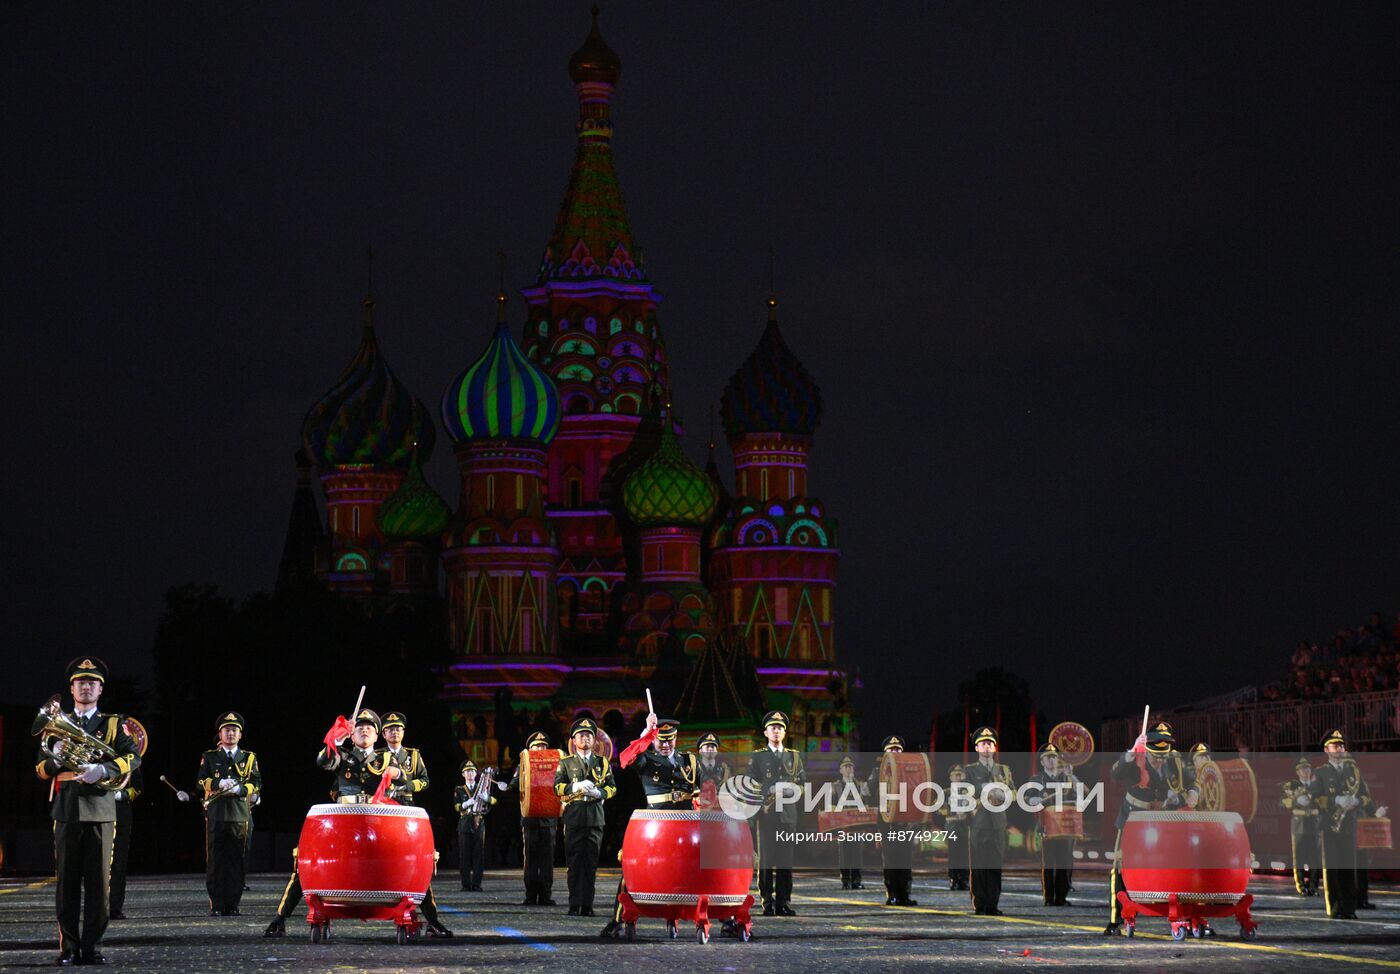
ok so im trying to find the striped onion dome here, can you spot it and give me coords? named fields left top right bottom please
left=622, top=423, right=718, bottom=528
left=720, top=297, right=822, bottom=438
left=442, top=297, right=561, bottom=445
left=301, top=295, right=436, bottom=469
left=379, top=450, right=450, bottom=540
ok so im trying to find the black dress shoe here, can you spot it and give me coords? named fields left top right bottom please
left=895, top=898, right=919, bottom=907
left=776, top=904, right=796, bottom=917
left=1103, top=923, right=1120, bottom=936
left=567, top=907, right=580, bottom=916
left=521, top=897, right=538, bottom=906
left=886, top=895, right=896, bottom=905
left=80, top=951, right=107, bottom=965
left=852, top=883, right=865, bottom=890
left=581, top=908, right=596, bottom=917
left=223, top=908, right=241, bottom=916
left=986, top=908, right=1004, bottom=916
left=109, top=910, right=126, bottom=920
left=762, top=904, right=775, bottom=917
left=427, top=920, right=454, bottom=938
left=1358, top=903, right=1377, bottom=910
left=599, top=921, right=621, bottom=939
left=264, top=917, right=286, bottom=937
left=55, top=952, right=76, bottom=967
left=841, top=882, right=850, bottom=890
left=540, top=898, right=557, bottom=906
left=209, top=908, right=221, bottom=916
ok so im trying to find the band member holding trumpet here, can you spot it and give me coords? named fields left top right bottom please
left=748, top=710, right=806, bottom=917
left=456, top=760, right=495, bottom=891
left=33, top=657, right=142, bottom=967
left=1310, top=729, right=1386, bottom=919
left=554, top=717, right=618, bottom=916
left=377, top=711, right=453, bottom=937
left=191, top=712, right=261, bottom=915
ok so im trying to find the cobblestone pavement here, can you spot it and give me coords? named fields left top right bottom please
left=1, top=869, right=1397, bottom=972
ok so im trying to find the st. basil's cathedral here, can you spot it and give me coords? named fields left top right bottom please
left=284, top=13, right=851, bottom=762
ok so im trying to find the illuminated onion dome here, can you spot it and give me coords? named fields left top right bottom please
left=719, top=298, right=822, bottom=438
left=302, top=296, right=436, bottom=469
left=622, top=424, right=719, bottom=528
left=568, top=6, right=621, bottom=85
left=379, top=451, right=450, bottom=540
left=442, top=298, right=562, bottom=445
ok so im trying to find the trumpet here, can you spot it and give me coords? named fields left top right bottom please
left=31, top=695, right=129, bottom=792
left=463, top=767, right=497, bottom=821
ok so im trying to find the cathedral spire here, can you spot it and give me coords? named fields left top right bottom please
left=538, top=6, right=643, bottom=283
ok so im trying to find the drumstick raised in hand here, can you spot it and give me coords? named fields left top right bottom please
left=645, top=687, right=654, bottom=717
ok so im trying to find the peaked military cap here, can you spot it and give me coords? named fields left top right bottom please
left=382, top=711, right=406, bottom=730
left=881, top=735, right=905, bottom=752
left=570, top=716, right=598, bottom=738
left=1038, top=742, right=1059, bottom=755
left=525, top=731, right=551, bottom=749
left=762, top=710, right=788, bottom=730
left=1145, top=724, right=1174, bottom=753
left=695, top=732, right=720, bottom=749
left=1191, top=742, right=1210, bottom=756
left=972, top=725, right=998, bottom=745
left=353, top=708, right=381, bottom=731
left=460, top=758, right=477, bottom=772
left=216, top=711, right=244, bottom=731
left=948, top=763, right=965, bottom=777
left=839, top=755, right=855, bottom=768
left=1295, top=756, right=1312, bottom=770
left=1322, top=728, right=1346, bottom=749
left=655, top=718, right=679, bottom=741
left=66, top=657, right=108, bottom=684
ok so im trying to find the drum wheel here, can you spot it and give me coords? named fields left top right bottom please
left=624, top=923, right=636, bottom=942
left=1240, top=926, right=1257, bottom=941
left=396, top=925, right=409, bottom=946
left=739, top=925, right=752, bottom=943
left=667, top=920, right=679, bottom=939
left=310, top=923, right=323, bottom=944
left=1125, top=923, right=1135, bottom=939
left=697, top=926, right=710, bottom=945
left=1171, top=925, right=1187, bottom=942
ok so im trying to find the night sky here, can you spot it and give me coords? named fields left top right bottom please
left=5, top=4, right=1398, bottom=734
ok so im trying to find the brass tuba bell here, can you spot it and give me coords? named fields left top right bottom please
left=31, top=695, right=129, bottom=792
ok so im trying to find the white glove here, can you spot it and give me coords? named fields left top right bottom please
left=115, top=790, right=126, bottom=802
left=52, top=740, right=67, bottom=758
left=76, top=764, right=106, bottom=785
left=1295, top=794, right=1310, bottom=807
left=1339, top=795, right=1359, bottom=810
left=218, top=778, right=237, bottom=791
left=177, top=790, right=191, bottom=802
left=571, top=780, right=590, bottom=794
left=496, top=781, right=509, bottom=791
left=585, top=781, right=603, bottom=799
left=1376, top=806, right=1388, bottom=818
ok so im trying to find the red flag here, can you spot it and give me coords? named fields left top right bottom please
left=370, top=767, right=398, bottom=805
left=323, top=716, right=353, bottom=756
left=619, top=726, right=658, bottom=769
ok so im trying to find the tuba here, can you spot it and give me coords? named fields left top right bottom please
left=31, top=695, right=129, bottom=792
left=465, top=767, right=497, bottom=823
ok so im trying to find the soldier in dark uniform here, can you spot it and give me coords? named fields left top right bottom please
left=195, top=711, right=262, bottom=916
left=34, top=657, right=142, bottom=966
left=500, top=731, right=559, bottom=906
left=1310, top=729, right=1385, bottom=919
left=1190, top=742, right=1212, bottom=776
left=747, top=710, right=807, bottom=917
left=379, top=711, right=453, bottom=937
left=554, top=717, right=618, bottom=916
left=108, top=750, right=143, bottom=920
left=1026, top=743, right=1076, bottom=906
left=1281, top=756, right=1319, bottom=896
left=601, top=714, right=697, bottom=937
left=264, top=707, right=399, bottom=936
left=694, top=732, right=730, bottom=799
left=944, top=764, right=970, bottom=891
left=963, top=726, right=1014, bottom=916
left=836, top=755, right=866, bottom=890
left=1103, top=721, right=1198, bottom=935
left=869, top=735, right=917, bottom=906
left=455, top=759, right=495, bottom=891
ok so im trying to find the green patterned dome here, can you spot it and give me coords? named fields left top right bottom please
left=379, top=452, right=450, bottom=540
left=622, top=426, right=718, bottom=528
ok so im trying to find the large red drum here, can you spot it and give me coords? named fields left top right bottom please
left=1120, top=810, right=1250, bottom=904
left=621, top=810, right=753, bottom=914
left=519, top=749, right=564, bottom=818
left=297, top=803, right=435, bottom=907
left=1357, top=817, right=1392, bottom=850
left=1041, top=806, right=1084, bottom=839
left=880, top=752, right=933, bottom=824
left=1196, top=759, right=1258, bottom=824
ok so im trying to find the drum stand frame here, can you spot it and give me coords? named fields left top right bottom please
left=616, top=890, right=755, bottom=944
left=1116, top=890, right=1258, bottom=941
left=303, top=893, right=423, bottom=945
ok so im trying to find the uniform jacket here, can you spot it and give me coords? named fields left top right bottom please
left=318, top=741, right=394, bottom=799
left=196, top=747, right=262, bottom=823
left=634, top=748, right=697, bottom=808
left=747, top=747, right=807, bottom=825
left=35, top=710, right=141, bottom=823
left=963, top=759, right=1015, bottom=837
left=1110, top=751, right=1196, bottom=829
left=382, top=746, right=428, bottom=804
left=1280, top=779, right=1320, bottom=837
left=455, top=780, right=497, bottom=822
left=553, top=751, right=617, bottom=828
left=1309, top=758, right=1375, bottom=834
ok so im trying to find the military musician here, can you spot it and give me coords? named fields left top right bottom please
left=553, top=717, right=618, bottom=916
left=1281, top=756, right=1320, bottom=896
left=869, top=736, right=917, bottom=906
left=944, top=764, right=970, bottom=892
left=455, top=759, right=495, bottom=891
left=500, top=731, right=560, bottom=906
left=1025, top=743, right=1076, bottom=907
left=377, top=711, right=453, bottom=937
left=194, top=711, right=261, bottom=916
left=836, top=755, right=866, bottom=890
left=963, top=726, right=1014, bottom=916
left=747, top=710, right=807, bottom=917
left=1309, top=729, right=1385, bottom=919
